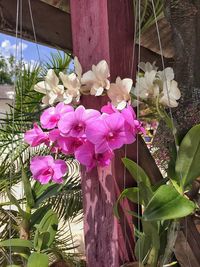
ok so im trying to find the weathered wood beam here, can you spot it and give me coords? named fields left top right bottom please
left=0, top=0, right=173, bottom=69
left=0, top=0, right=72, bottom=51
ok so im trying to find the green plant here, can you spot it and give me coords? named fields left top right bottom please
left=134, top=0, right=164, bottom=36
left=0, top=53, right=83, bottom=266
left=114, top=114, right=200, bottom=266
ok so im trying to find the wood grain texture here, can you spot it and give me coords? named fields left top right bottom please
left=70, top=1, right=163, bottom=266
left=0, top=0, right=72, bottom=51
left=70, top=1, right=136, bottom=266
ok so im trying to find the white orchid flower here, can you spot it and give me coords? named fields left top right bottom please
left=81, top=60, right=110, bottom=96
left=74, top=56, right=82, bottom=80
left=138, top=61, right=158, bottom=72
left=34, top=69, right=64, bottom=105
left=59, top=72, right=81, bottom=104
left=157, top=67, right=174, bottom=81
left=159, top=80, right=181, bottom=108
left=107, top=77, right=133, bottom=110
left=134, top=70, right=159, bottom=100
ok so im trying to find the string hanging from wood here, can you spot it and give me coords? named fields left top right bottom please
left=8, top=0, right=20, bottom=264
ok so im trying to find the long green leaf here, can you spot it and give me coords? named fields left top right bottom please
left=114, top=187, right=140, bottom=219
left=0, top=238, right=33, bottom=249
left=143, top=185, right=195, bottom=221
left=30, top=204, right=52, bottom=229
left=34, top=184, right=63, bottom=207
left=6, top=187, right=27, bottom=218
left=175, top=124, right=200, bottom=188
left=34, top=209, right=58, bottom=251
left=27, top=252, right=49, bottom=267
left=122, top=158, right=151, bottom=187
left=20, top=156, right=35, bottom=208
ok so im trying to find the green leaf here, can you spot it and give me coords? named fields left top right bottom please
left=122, top=158, right=151, bottom=187
left=167, top=144, right=177, bottom=180
left=175, top=124, right=200, bottom=188
left=114, top=187, right=141, bottom=219
left=135, top=234, right=149, bottom=263
left=34, top=209, right=58, bottom=251
left=0, top=238, right=33, bottom=249
left=143, top=185, right=195, bottom=221
left=6, top=187, right=27, bottom=218
left=138, top=181, right=153, bottom=206
left=151, top=177, right=169, bottom=192
left=27, top=252, right=49, bottom=267
left=143, top=221, right=160, bottom=267
left=33, top=181, right=55, bottom=199
left=30, top=204, right=52, bottom=229
left=34, top=184, right=63, bottom=207
left=135, top=221, right=160, bottom=266
left=20, top=156, right=35, bottom=208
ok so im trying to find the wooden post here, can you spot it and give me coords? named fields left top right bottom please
left=70, top=1, right=162, bottom=266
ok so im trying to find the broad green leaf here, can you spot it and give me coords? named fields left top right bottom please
left=143, top=221, right=160, bottom=267
left=175, top=124, right=200, bottom=188
left=114, top=187, right=141, bottom=219
left=138, top=181, right=153, bottom=206
left=6, top=187, right=27, bottom=218
left=20, top=156, right=35, bottom=208
left=6, top=265, right=21, bottom=267
left=35, top=232, right=50, bottom=252
left=34, top=184, right=63, bottom=206
left=143, top=185, right=195, bottom=221
left=34, top=209, right=58, bottom=251
left=167, top=144, right=177, bottom=181
left=151, top=178, right=169, bottom=192
left=135, top=221, right=160, bottom=266
left=135, top=234, right=151, bottom=264
left=33, top=181, right=55, bottom=199
left=30, top=204, right=52, bottom=229
left=0, top=238, right=33, bottom=249
left=27, top=252, right=48, bottom=267
left=122, top=158, right=151, bottom=187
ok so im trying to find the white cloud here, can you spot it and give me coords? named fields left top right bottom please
left=1, top=40, right=12, bottom=49
left=0, top=39, right=28, bottom=58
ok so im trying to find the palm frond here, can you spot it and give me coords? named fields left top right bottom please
left=42, top=51, right=72, bottom=76
left=134, top=0, right=164, bottom=36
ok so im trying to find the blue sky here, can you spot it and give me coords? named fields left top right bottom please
left=0, top=33, right=58, bottom=63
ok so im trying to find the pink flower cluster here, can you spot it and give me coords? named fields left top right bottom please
left=25, top=102, right=143, bottom=183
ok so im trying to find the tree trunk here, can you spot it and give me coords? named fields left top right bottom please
left=165, top=0, right=200, bottom=133
left=163, top=1, right=200, bottom=266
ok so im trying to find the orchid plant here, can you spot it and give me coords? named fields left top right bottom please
left=16, top=58, right=199, bottom=266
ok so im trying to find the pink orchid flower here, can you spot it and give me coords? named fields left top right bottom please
left=101, top=102, right=118, bottom=114
left=86, top=112, right=126, bottom=153
left=121, top=105, right=145, bottom=144
left=49, top=129, right=85, bottom=155
left=40, top=102, right=74, bottom=129
left=58, top=105, right=100, bottom=138
left=24, top=123, right=49, bottom=147
left=30, top=155, right=67, bottom=184
left=75, top=141, right=113, bottom=171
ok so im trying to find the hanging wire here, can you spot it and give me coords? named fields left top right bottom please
left=151, top=0, right=178, bottom=151
left=136, top=0, right=142, bottom=265
left=121, top=1, right=140, bottom=263
left=8, top=0, right=20, bottom=264
left=27, top=0, right=41, bottom=63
